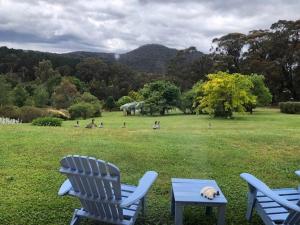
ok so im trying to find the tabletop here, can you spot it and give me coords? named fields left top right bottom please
left=171, top=178, right=227, bottom=205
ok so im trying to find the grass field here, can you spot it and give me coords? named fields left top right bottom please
left=0, top=108, right=299, bottom=225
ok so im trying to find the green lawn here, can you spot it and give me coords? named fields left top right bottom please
left=0, top=108, right=299, bottom=225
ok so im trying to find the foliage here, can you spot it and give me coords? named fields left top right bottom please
left=167, top=47, right=213, bottom=90
left=0, top=76, right=12, bottom=106
left=212, top=33, right=246, bottom=73
left=128, top=90, right=143, bottom=101
left=139, top=80, right=181, bottom=115
left=105, top=96, right=116, bottom=112
left=45, top=108, right=70, bottom=120
left=117, top=96, right=133, bottom=107
left=32, top=117, right=62, bottom=126
left=249, top=74, right=272, bottom=106
left=12, top=84, right=29, bottom=107
left=179, top=89, right=197, bottom=114
left=77, top=92, right=99, bottom=104
left=0, top=105, right=20, bottom=119
left=44, top=74, right=62, bottom=96
left=197, top=72, right=256, bottom=117
left=34, top=60, right=59, bottom=82
left=65, top=76, right=87, bottom=93
left=213, top=20, right=300, bottom=102
left=52, top=78, right=79, bottom=108
left=76, top=57, right=109, bottom=83
left=245, top=74, right=272, bottom=113
left=33, top=86, right=49, bottom=107
left=279, top=102, right=300, bottom=114
left=68, top=102, right=99, bottom=119
left=18, top=106, right=46, bottom=122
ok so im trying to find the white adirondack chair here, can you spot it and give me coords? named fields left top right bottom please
left=58, top=155, right=158, bottom=225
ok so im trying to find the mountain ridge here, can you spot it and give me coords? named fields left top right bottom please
left=1, top=44, right=204, bottom=74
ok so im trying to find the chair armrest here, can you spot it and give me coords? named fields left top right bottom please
left=58, top=179, right=72, bottom=196
left=241, top=173, right=300, bottom=212
left=120, top=171, right=158, bottom=207
left=295, top=171, right=300, bottom=177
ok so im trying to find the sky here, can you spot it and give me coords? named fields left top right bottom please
left=0, top=0, right=299, bottom=53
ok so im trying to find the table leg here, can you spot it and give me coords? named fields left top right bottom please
left=175, top=203, right=184, bottom=225
left=217, top=205, right=226, bottom=225
left=205, top=206, right=212, bottom=215
left=171, top=188, right=175, bottom=217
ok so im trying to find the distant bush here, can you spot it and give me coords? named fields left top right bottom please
left=32, top=117, right=62, bottom=126
left=117, top=96, right=133, bottom=107
left=279, top=102, right=300, bottom=114
left=68, top=102, right=101, bottom=119
left=0, top=105, right=20, bottom=119
left=19, top=106, right=46, bottom=122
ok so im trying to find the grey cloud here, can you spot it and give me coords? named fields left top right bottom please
left=0, top=0, right=299, bottom=53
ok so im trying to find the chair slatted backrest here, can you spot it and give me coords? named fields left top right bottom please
left=60, top=155, right=123, bottom=221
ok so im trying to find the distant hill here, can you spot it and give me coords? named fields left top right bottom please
left=118, top=44, right=178, bottom=73
left=0, top=44, right=204, bottom=74
left=63, top=44, right=204, bottom=73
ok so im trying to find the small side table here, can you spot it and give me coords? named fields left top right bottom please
left=171, top=178, right=227, bottom=225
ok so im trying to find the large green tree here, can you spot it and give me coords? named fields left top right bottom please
left=139, top=80, right=181, bottom=115
left=197, top=72, right=256, bottom=118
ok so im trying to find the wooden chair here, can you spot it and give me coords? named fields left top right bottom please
left=240, top=172, right=300, bottom=225
left=58, top=155, right=158, bottom=225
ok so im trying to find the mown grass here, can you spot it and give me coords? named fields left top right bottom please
left=0, top=108, right=299, bottom=225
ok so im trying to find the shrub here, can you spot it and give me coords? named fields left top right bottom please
left=18, top=106, right=46, bottom=122
left=68, top=102, right=97, bottom=119
left=279, top=102, right=300, bottom=114
left=117, top=96, right=133, bottom=107
left=0, top=105, right=20, bottom=119
left=32, top=117, right=62, bottom=126
left=45, top=108, right=70, bottom=119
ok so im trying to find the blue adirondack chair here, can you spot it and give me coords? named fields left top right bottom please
left=240, top=172, right=300, bottom=225
left=58, top=155, right=158, bottom=225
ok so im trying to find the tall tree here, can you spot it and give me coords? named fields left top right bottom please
left=52, top=78, right=79, bottom=108
left=212, top=33, right=246, bottom=73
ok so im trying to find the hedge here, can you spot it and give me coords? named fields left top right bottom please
left=32, top=117, right=63, bottom=126
left=279, top=102, right=300, bottom=114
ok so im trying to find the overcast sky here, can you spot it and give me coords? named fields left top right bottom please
left=0, top=0, right=299, bottom=53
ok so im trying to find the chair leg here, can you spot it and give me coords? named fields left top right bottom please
left=246, top=186, right=257, bottom=221
left=141, top=196, right=147, bottom=216
left=70, top=210, right=80, bottom=225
